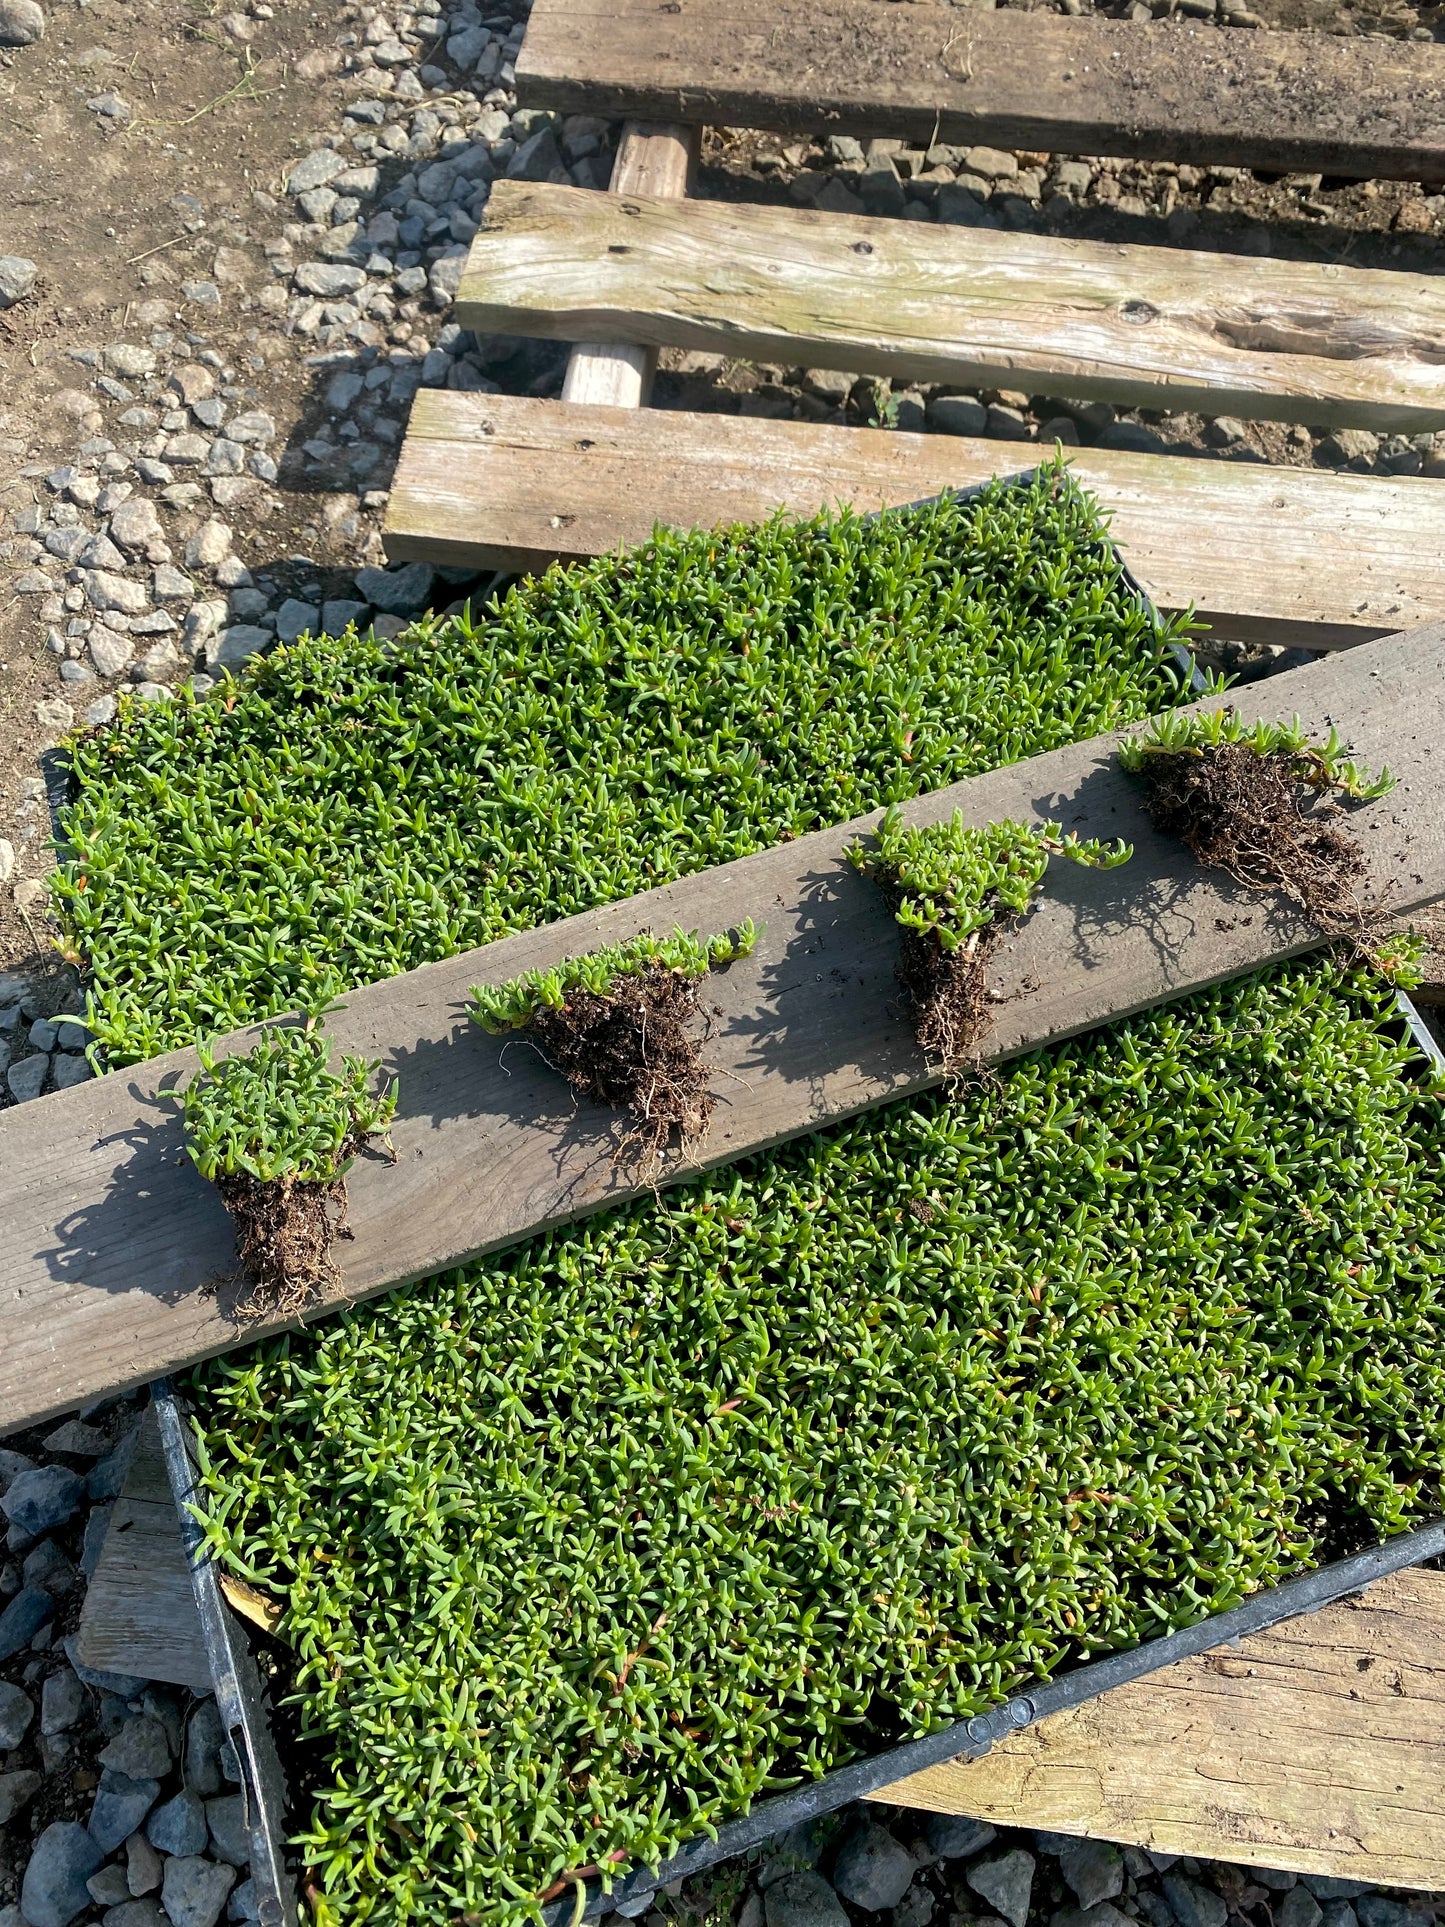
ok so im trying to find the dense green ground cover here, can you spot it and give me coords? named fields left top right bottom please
left=193, top=958, right=1445, bottom=1926
left=55, top=472, right=1445, bottom=1927
left=55, top=471, right=1184, bottom=1066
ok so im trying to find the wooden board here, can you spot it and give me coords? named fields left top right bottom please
left=878, top=1568, right=1445, bottom=1892
left=2, top=633, right=1445, bottom=1434
left=516, top=0, right=1445, bottom=183
left=385, top=392, right=1445, bottom=650
left=561, top=121, right=698, bottom=408
left=458, top=181, right=1445, bottom=433
left=74, top=1405, right=210, bottom=1692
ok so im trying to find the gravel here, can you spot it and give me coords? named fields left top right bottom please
left=20, top=1822, right=104, bottom=1927
left=967, top=1850, right=1037, bottom=1927
left=831, top=1821, right=916, bottom=1911
left=765, top=1872, right=851, bottom=1927
left=2, top=1463, right=83, bottom=1539
left=0, top=1677, right=35, bottom=1747
left=0, top=254, right=38, bottom=303
left=147, top=1790, right=210, bottom=1859
left=160, top=1855, right=237, bottom=1927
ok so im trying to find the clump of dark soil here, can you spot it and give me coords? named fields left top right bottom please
left=895, top=912, right=1012, bottom=1068
left=1138, top=742, right=1367, bottom=934
left=217, top=1149, right=359, bottom=1320
left=529, top=964, right=715, bottom=1163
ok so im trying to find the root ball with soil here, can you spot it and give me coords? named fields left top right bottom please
left=471, top=924, right=759, bottom=1164
left=182, top=1022, right=396, bottom=1318
left=1120, top=711, right=1394, bottom=937
left=850, top=809, right=1132, bottom=1068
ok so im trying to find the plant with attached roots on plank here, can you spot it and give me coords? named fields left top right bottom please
left=470, top=923, right=759, bottom=1163
left=1119, top=709, right=1394, bottom=936
left=182, top=1019, right=396, bottom=1316
left=849, top=809, right=1131, bottom=1063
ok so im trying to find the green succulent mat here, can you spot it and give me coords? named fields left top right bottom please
left=56, top=468, right=1445, bottom=1927
left=189, top=956, right=1445, bottom=1927
left=55, top=468, right=1186, bottom=1066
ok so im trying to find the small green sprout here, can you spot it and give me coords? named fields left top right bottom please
left=849, top=807, right=1132, bottom=952
left=469, top=922, right=759, bottom=1034
left=1119, top=711, right=1395, bottom=801
left=182, top=1024, right=396, bottom=1187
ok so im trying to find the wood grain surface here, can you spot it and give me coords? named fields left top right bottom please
left=3, top=634, right=1444, bottom=1435
left=879, top=1569, right=1445, bottom=1891
left=458, top=181, right=1445, bottom=432
left=74, top=1406, right=210, bottom=1692
left=384, top=391, right=1445, bottom=649
left=560, top=121, right=698, bottom=409
left=516, top=0, right=1445, bottom=182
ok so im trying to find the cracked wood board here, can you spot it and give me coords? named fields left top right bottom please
left=2, top=627, right=1444, bottom=1435
left=878, top=1568, right=1445, bottom=1891
left=516, top=0, right=1445, bottom=183
left=458, top=181, right=1445, bottom=433
left=384, top=391, right=1444, bottom=650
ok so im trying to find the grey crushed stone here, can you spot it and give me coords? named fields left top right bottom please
left=1279, top=1889, right=1325, bottom=1927
left=161, top=1855, right=237, bottom=1927
left=126, top=1827, right=165, bottom=1895
left=764, top=1872, right=850, bottom=1927
left=0, top=1767, right=42, bottom=1826
left=831, top=1820, right=916, bottom=1912
left=21, top=1821, right=105, bottom=1927
left=205, top=1791, right=250, bottom=1866
left=42, top=1664, right=86, bottom=1734
left=0, top=1676, right=35, bottom=1747
left=0, top=1460, right=82, bottom=1538
left=100, top=1712, right=173, bottom=1779
left=147, top=1788, right=209, bottom=1858
left=89, top=1768, right=163, bottom=1853
left=966, top=1850, right=1037, bottom=1927
left=0, top=1584, right=56, bottom=1659
left=1058, top=1838, right=1124, bottom=1909
left=0, top=4, right=43, bottom=48
left=1163, top=1874, right=1230, bottom=1927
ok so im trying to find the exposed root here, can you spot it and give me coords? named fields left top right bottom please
left=529, top=964, right=714, bottom=1167
left=896, top=915, right=1009, bottom=1068
left=217, top=1138, right=363, bottom=1320
left=1139, top=742, right=1368, bottom=936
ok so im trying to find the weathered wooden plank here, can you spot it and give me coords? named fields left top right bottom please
left=74, top=1406, right=211, bottom=1692
left=2, top=633, right=1445, bottom=1435
left=516, top=0, right=1445, bottom=184
left=878, top=1568, right=1445, bottom=1892
left=458, top=182, right=1445, bottom=434
left=561, top=121, right=699, bottom=408
left=384, top=392, right=1444, bottom=650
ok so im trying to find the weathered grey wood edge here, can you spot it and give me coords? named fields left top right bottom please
left=514, top=0, right=1445, bottom=182
left=382, top=391, right=1445, bottom=651
left=2, top=626, right=1443, bottom=1435
left=457, top=182, right=1445, bottom=433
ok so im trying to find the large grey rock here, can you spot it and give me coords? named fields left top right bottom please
left=1162, top=1876, right=1229, bottom=1927
left=0, top=252, right=39, bottom=300
left=1304, top=1883, right=1373, bottom=1904
left=42, top=1665, right=85, bottom=1734
left=108, top=498, right=164, bottom=553
left=274, top=598, right=319, bottom=643
left=6, top=1053, right=48, bottom=1104
left=23, top=1536, right=76, bottom=1594
left=185, top=1699, right=226, bottom=1796
left=0, top=1446, right=37, bottom=1489
left=42, top=1418, right=108, bottom=1458
left=893, top=1888, right=935, bottom=1927
left=127, top=1829, right=164, bottom=1895
left=21, top=1821, right=105, bottom=1927
left=1320, top=1907, right=1358, bottom=1927
left=205, top=1792, right=249, bottom=1865
left=89, top=1768, right=162, bottom=1853
left=1058, top=1839, right=1123, bottom=1909
left=355, top=561, right=434, bottom=615
left=161, top=1855, right=237, bottom=1927
left=0, top=1583, right=55, bottom=1659
left=1278, top=1889, right=1323, bottom=1927
left=287, top=146, right=346, bottom=194
left=293, top=260, right=366, bottom=297
left=227, top=1877, right=260, bottom=1923
left=206, top=625, right=271, bottom=671
left=1355, top=1902, right=1413, bottom=1927
left=85, top=570, right=150, bottom=616
left=101, top=1714, right=172, bottom=1780
left=0, top=1677, right=34, bottom=1746
left=88, top=1865, right=134, bottom=1907
left=966, top=1850, right=1036, bottom=1927
left=925, top=1814, right=995, bottom=1860
left=832, top=1821, right=915, bottom=1911
left=0, top=1767, right=41, bottom=1825
left=0, top=1462, right=81, bottom=1540
left=147, top=1788, right=208, bottom=1857
left=1054, top=1907, right=1132, bottom=1927
left=764, top=1873, right=849, bottom=1927
left=106, top=1903, right=168, bottom=1927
